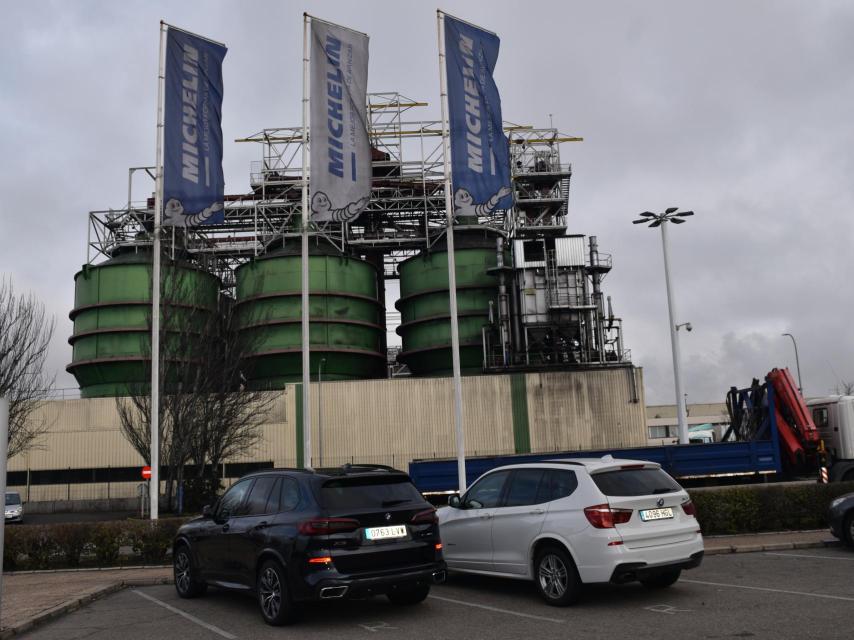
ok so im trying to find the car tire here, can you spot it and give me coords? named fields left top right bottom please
left=639, top=569, right=682, bottom=588
left=534, top=546, right=582, bottom=606
left=173, top=545, right=207, bottom=599
left=843, top=511, right=854, bottom=549
left=257, top=559, right=299, bottom=626
left=387, top=584, right=430, bottom=605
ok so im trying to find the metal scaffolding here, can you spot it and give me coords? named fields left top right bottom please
left=83, top=93, right=630, bottom=371
left=87, top=93, right=582, bottom=280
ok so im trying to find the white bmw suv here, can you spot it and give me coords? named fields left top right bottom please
left=438, top=456, right=704, bottom=605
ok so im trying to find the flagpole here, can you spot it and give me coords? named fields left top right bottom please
left=150, top=20, right=167, bottom=520
left=301, top=13, right=312, bottom=470
left=436, top=10, right=467, bottom=494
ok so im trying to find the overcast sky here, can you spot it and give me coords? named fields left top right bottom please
left=2, top=0, right=853, bottom=405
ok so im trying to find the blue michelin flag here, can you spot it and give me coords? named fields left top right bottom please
left=162, top=27, right=227, bottom=227
left=443, top=15, right=512, bottom=220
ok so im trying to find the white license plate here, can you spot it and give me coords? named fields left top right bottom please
left=365, top=525, right=407, bottom=540
left=639, top=507, right=674, bottom=521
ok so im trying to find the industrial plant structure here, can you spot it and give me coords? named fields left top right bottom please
left=5, top=94, right=650, bottom=506
left=68, top=93, right=631, bottom=396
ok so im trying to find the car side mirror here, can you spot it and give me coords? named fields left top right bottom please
left=202, top=504, right=212, bottom=518
left=448, top=494, right=461, bottom=508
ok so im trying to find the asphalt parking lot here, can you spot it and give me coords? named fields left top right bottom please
left=20, top=548, right=854, bottom=640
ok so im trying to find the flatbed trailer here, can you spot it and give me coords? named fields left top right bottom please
left=409, top=384, right=785, bottom=493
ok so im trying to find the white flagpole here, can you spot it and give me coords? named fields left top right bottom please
left=436, top=10, right=467, bottom=493
left=301, top=13, right=312, bottom=470
left=150, top=20, right=167, bottom=520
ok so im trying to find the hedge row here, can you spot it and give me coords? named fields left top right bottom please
left=2, top=518, right=188, bottom=572
left=690, top=481, right=854, bottom=535
left=2, top=482, right=851, bottom=571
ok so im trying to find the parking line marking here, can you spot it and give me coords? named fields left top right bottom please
left=682, top=579, right=854, bottom=603
left=132, top=589, right=238, bottom=639
left=428, top=594, right=564, bottom=623
left=764, top=552, right=854, bottom=561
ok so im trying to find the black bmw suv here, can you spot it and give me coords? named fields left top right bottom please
left=172, top=465, right=446, bottom=625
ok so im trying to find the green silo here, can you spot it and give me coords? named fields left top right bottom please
left=235, top=242, right=385, bottom=387
left=396, top=230, right=501, bottom=376
left=67, top=250, right=221, bottom=398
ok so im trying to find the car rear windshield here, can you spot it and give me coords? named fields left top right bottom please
left=5, top=493, right=21, bottom=506
left=320, top=475, right=424, bottom=510
left=591, top=468, right=682, bottom=497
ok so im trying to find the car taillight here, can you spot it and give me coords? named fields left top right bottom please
left=298, top=518, right=360, bottom=535
left=681, top=500, right=697, bottom=517
left=411, top=508, right=438, bottom=525
left=584, top=504, right=633, bottom=529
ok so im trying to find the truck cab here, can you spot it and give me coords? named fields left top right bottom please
left=807, top=396, right=854, bottom=482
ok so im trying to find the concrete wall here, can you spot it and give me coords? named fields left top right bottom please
left=8, top=367, right=647, bottom=503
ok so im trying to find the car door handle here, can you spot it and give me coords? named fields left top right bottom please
left=254, top=521, right=269, bottom=530
left=479, top=514, right=493, bottom=520
left=529, top=509, right=545, bottom=515
left=221, top=524, right=230, bottom=532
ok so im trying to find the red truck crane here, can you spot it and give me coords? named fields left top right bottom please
left=766, top=367, right=821, bottom=468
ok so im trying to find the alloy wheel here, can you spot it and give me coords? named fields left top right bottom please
left=174, top=550, right=191, bottom=594
left=538, top=553, right=568, bottom=600
left=259, top=567, right=282, bottom=620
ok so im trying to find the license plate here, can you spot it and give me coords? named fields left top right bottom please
left=639, top=507, right=674, bottom=521
left=365, top=525, right=407, bottom=540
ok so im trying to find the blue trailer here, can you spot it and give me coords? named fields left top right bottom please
left=409, top=383, right=785, bottom=493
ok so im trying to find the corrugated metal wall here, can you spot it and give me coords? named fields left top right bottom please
left=8, top=368, right=646, bottom=501
left=525, top=368, right=647, bottom=452
left=306, top=375, right=515, bottom=468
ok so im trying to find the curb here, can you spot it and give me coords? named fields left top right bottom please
left=705, top=538, right=840, bottom=556
left=5, top=565, right=171, bottom=576
left=0, top=577, right=174, bottom=639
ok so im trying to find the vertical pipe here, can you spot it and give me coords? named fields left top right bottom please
left=0, top=396, right=9, bottom=612
left=660, top=221, right=688, bottom=445
left=318, top=358, right=324, bottom=467
left=437, top=10, right=467, bottom=493
left=496, top=238, right=511, bottom=365
left=301, top=13, right=312, bottom=469
left=150, top=21, right=167, bottom=521
left=589, top=236, right=605, bottom=363
left=509, top=250, right=523, bottom=362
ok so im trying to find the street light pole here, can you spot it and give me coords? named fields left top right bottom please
left=633, top=207, right=695, bottom=446
left=782, top=333, right=803, bottom=393
left=659, top=220, right=689, bottom=446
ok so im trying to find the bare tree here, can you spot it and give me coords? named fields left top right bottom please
left=836, top=380, right=854, bottom=395
left=116, top=261, right=275, bottom=511
left=0, top=278, right=55, bottom=458
left=188, top=300, right=277, bottom=496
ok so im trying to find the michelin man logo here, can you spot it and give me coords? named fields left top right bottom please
left=453, top=185, right=512, bottom=220
left=163, top=199, right=223, bottom=227
left=311, top=191, right=370, bottom=223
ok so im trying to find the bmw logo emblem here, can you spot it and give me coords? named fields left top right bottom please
left=384, top=512, right=392, bottom=521
left=656, top=498, right=665, bottom=507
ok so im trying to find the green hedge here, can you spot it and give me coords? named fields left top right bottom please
left=691, top=481, right=854, bottom=535
left=2, top=517, right=188, bottom=572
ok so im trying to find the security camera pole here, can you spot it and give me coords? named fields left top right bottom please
left=633, top=208, right=695, bottom=445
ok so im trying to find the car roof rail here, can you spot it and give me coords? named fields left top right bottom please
left=320, top=463, right=403, bottom=476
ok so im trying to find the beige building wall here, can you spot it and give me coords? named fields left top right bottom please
left=8, top=368, right=647, bottom=502
left=304, top=375, right=515, bottom=469
left=526, top=368, right=647, bottom=452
